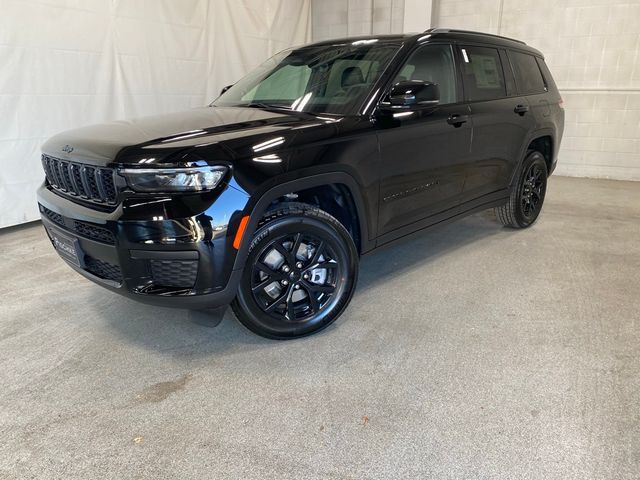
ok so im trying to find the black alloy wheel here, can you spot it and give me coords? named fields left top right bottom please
left=232, top=203, right=358, bottom=339
left=251, top=231, right=342, bottom=322
left=520, top=161, right=545, bottom=221
left=495, top=150, right=548, bottom=228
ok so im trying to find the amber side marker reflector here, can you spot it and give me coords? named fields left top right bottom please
left=233, top=215, right=250, bottom=250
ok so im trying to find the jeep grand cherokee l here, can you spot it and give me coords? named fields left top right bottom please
left=37, top=29, right=564, bottom=339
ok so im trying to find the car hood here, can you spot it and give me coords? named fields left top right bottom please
left=41, top=106, right=343, bottom=166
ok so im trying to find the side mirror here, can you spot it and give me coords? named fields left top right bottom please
left=380, top=80, right=440, bottom=112
left=220, top=84, right=233, bottom=96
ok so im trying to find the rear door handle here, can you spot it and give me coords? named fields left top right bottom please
left=514, top=104, right=529, bottom=115
left=447, top=114, right=469, bottom=127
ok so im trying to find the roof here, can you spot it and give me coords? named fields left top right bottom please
left=305, top=34, right=413, bottom=48
left=305, top=29, right=542, bottom=57
left=424, top=28, right=526, bottom=45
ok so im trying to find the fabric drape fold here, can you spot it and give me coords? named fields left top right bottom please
left=0, top=0, right=310, bottom=228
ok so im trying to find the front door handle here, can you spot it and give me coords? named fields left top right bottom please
left=447, top=114, right=469, bottom=127
left=514, top=104, right=529, bottom=115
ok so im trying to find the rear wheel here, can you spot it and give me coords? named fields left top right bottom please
left=495, top=150, right=548, bottom=228
left=231, top=203, right=358, bottom=339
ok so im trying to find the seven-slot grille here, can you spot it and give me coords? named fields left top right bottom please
left=42, top=155, right=117, bottom=205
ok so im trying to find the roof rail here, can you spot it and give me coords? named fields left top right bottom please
left=423, top=28, right=526, bottom=45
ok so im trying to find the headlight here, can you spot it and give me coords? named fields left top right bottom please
left=120, top=166, right=227, bottom=193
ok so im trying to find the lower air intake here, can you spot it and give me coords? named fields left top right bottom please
left=85, top=256, right=123, bottom=283
left=150, top=259, right=198, bottom=288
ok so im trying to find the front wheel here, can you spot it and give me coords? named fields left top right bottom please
left=231, top=203, right=358, bottom=339
left=495, top=150, right=548, bottom=228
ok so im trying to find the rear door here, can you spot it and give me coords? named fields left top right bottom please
left=457, top=45, right=534, bottom=206
left=509, top=50, right=552, bottom=128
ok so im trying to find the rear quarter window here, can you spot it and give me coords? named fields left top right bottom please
left=509, top=51, right=547, bottom=95
left=536, top=57, right=558, bottom=93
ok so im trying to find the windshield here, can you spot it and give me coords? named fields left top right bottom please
left=212, top=42, right=400, bottom=115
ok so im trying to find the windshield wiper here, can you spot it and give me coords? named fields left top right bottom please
left=243, top=102, right=292, bottom=110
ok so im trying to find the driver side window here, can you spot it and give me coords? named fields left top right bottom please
left=392, top=44, right=458, bottom=105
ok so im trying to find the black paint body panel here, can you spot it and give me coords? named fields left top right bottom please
left=37, top=30, right=564, bottom=309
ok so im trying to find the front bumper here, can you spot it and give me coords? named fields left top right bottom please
left=37, top=183, right=248, bottom=309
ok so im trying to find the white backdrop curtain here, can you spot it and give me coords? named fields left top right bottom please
left=0, top=0, right=311, bottom=228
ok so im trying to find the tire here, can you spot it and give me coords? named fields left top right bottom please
left=231, top=203, right=358, bottom=339
left=495, top=150, right=548, bottom=228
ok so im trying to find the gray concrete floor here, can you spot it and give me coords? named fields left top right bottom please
left=1, top=176, right=639, bottom=479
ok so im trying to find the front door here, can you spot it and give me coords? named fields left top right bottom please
left=376, top=43, right=472, bottom=237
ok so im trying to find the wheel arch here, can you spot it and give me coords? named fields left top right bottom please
left=527, top=134, right=554, bottom=175
left=510, top=129, right=556, bottom=186
left=231, top=172, right=372, bottom=273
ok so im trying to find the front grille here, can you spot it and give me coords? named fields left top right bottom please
left=150, top=259, right=198, bottom=288
left=42, top=155, right=117, bottom=205
left=84, top=256, right=122, bottom=283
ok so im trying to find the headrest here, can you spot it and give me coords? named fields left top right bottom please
left=341, top=67, right=364, bottom=88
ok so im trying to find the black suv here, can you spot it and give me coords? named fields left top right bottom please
left=38, top=29, right=564, bottom=339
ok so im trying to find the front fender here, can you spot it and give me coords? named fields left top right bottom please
left=230, top=171, right=372, bottom=274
